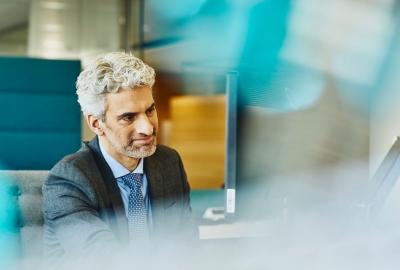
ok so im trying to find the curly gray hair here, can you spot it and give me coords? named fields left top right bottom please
left=76, top=52, right=155, bottom=119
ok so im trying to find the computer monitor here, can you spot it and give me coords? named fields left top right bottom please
left=224, top=72, right=238, bottom=218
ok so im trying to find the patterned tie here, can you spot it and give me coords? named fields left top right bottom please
left=121, top=173, right=148, bottom=240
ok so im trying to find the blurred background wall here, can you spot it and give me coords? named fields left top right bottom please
left=0, top=0, right=399, bottom=190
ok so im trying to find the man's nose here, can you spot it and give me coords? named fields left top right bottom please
left=136, top=114, right=153, bottom=135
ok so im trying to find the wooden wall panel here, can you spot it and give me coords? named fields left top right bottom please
left=168, top=95, right=226, bottom=189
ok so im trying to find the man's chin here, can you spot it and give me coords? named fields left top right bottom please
left=125, top=144, right=156, bottom=159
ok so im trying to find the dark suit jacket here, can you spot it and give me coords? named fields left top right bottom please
left=42, top=137, right=194, bottom=258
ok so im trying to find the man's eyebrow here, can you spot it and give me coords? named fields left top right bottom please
left=117, top=112, right=137, bottom=119
left=117, top=103, right=155, bottom=119
left=146, top=103, right=156, bottom=110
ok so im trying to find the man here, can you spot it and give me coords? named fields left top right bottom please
left=42, top=52, right=194, bottom=259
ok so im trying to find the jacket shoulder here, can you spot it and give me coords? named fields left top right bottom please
left=155, top=144, right=178, bottom=154
left=152, top=144, right=181, bottom=161
left=51, top=143, right=94, bottom=170
left=45, top=143, right=99, bottom=188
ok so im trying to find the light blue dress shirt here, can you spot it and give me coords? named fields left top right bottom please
left=99, top=142, right=153, bottom=231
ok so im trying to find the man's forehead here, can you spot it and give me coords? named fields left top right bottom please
left=106, top=86, right=153, bottom=100
left=118, top=85, right=153, bottom=92
left=104, top=87, right=155, bottom=113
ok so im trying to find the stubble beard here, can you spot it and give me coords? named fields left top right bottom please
left=110, top=137, right=157, bottom=159
left=104, top=128, right=157, bottom=159
left=122, top=140, right=157, bottom=159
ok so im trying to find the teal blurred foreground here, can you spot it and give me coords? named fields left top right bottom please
left=0, top=166, right=19, bottom=269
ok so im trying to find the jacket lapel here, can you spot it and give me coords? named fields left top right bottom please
left=87, top=137, right=129, bottom=243
left=144, top=153, right=165, bottom=232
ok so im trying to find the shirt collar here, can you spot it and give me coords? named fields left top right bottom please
left=99, top=140, right=144, bottom=178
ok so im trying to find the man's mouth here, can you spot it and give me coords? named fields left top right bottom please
left=133, top=136, right=154, bottom=145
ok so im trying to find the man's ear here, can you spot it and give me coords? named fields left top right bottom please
left=86, top=114, right=105, bottom=136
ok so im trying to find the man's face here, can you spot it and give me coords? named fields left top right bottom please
left=100, top=86, right=158, bottom=159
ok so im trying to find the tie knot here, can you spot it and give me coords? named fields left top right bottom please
left=121, top=173, right=142, bottom=190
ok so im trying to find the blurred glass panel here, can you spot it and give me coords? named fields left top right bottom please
left=0, top=0, right=30, bottom=56
left=0, top=0, right=128, bottom=59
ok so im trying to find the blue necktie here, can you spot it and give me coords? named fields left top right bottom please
left=121, top=173, right=148, bottom=239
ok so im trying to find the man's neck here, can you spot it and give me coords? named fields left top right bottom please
left=98, top=136, right=139, bottom=171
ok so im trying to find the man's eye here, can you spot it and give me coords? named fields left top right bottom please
left=146, top=107, right=156, bottom=115
left=122, top=115, right=134, bottom=121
